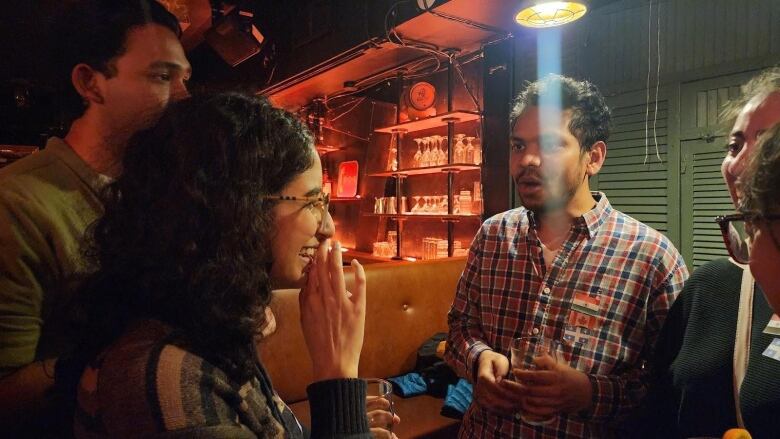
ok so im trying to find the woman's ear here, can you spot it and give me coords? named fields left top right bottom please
left=585, top=141, right=607, bottom=176
left=71, top=63, right=105, bottom=106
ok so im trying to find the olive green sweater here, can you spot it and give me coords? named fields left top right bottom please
left=0, top=138, right=104, bottom=376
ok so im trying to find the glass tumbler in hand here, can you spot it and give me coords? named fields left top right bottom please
left=510, top=336, right=559, bottom=426
left=365, top=378, right=395, bottom=432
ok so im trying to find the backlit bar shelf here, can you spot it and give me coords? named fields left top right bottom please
left=342, top=249, right=393, bottom=264
left=367, top=163, right=480, bottom=177
left=364, top=213, right=482, bottom=221
left=329, top=197, right=362, bottom=202
left=374, top=111, right=481, bottom=134
left=316, top=144, right=342, bottom=154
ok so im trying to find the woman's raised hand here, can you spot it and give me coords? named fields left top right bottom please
left=300, top=239, right=366, bottom=382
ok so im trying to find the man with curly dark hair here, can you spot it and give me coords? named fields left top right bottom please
left=445, top=74, right=688, bottom=437
left=0, top=1, right=189, bottom=434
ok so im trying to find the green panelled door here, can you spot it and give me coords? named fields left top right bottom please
left=680, top=138, right=733, bottom=268
left=678, top=71, right=757, bottom=268
left=596, top=95, right=671, bottom=237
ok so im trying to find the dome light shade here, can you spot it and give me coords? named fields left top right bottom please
left=515, top=1, right=588, bottom=28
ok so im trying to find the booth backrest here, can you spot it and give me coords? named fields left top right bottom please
left=258, top=257, right=467, bottom=403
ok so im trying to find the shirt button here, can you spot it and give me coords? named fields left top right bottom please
left=543, top=287, right=551, bottom=295
left=532, top=328, right=540, bottom=335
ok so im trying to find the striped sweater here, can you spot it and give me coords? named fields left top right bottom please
left=74, top=320, right=369, bottom=438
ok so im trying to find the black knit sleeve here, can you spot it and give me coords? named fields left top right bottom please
left=306, top=379, right=371, bottom=439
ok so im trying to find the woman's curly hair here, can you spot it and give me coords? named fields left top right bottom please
left=75, top=92, right=314, bottom=382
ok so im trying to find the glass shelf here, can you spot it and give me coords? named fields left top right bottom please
left=365, top=213, right=482, bottom=221
left=374, top=110, right=482, bottom=134
left=368, top=163, right=480, bottom=177
left=330, top=197, right=362, bottom=202
left=316, top=145, right=342, bottom=155
left=342, top=250, right=395, bottom=264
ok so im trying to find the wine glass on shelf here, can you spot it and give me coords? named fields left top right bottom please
left=465, top=136, right=475, bottom=165
left=429, top=135, right=443, bottom=166
left=440, top=135, right=449, bottom=165
left=422, top=196, right=432, bottom=214
left=472, top=136, right=482, bottom=165
left=413, top=138, right=423, bottom=168
left=421, top=137, right=432, bottom=168
left=411, top=196, right=422, bottom=214
left=453, top=134, right=466, bottom=163
left=438, top=195, right=448, bottom=214
left=438, top=135, right=447, bottom=166
left=387, top=134, right=398, bottom=171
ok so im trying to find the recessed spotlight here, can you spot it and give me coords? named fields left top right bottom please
left=515, top=1, right=588, bottom=28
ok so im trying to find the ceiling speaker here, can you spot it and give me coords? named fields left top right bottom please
left=204, top=9, right=265, bottom=67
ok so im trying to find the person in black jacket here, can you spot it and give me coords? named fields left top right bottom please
left=629, top=68, right=780, bottom=439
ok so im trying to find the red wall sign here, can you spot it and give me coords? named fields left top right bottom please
left=336, top=160, right=359, bottom=198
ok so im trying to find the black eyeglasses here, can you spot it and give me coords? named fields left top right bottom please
left=715, top=213, right=780, bottom=264
left=262, top=193, right=331, bottom=224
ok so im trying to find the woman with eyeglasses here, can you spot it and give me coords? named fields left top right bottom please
left=63, top=92, right=373, bottom=438
left=738, top=124, right=780, bottom=314
left=625, top=69, right=780, bottom=438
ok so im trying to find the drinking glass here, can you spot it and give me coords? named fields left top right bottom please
left=365, top=378, right=395, bottom=432
left=440, top=135, right=449, bottom=165
left=386, top=134, right=398, bottom=171
left=472, top=137, right=482, bottom=165
left=465, top=136, right=475, bottom=164
left=510, top=336, right=559, bottom=426
left=421, top=137, right=432, bottom=167
left=411, top=196, right=421, bottom=214
left=413, top=138, right=423, bottom=168
left=429, top=135, right=443, bottom=166
left=438, top=195, right=448, bottom=214
left=453, top=134, right=466, bottom=163
left=422, top=196, right=432, bottom=214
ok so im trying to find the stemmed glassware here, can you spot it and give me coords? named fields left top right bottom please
left=421, top=137, right=432, bottom=168
left=439, top=135, right=448, bottom=165
left=453, top=134, right=466, bottom=163
left=413, top=138, right=423, bottom=168
left=438, top=195, right=448, bottom=214
left=386, top=133, right=398, bottom=171
left=472, top=136, right=482, bottom=165
left=422, top=196, right=432, bottom=214
left=411, top=196, right=422, bottom=214
left=429, top=135, right=443, bottom=166
left=465, top=136, right=475, bottom=165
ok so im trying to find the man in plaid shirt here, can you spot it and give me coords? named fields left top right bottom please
left=445, top=75, right=688, bottom=438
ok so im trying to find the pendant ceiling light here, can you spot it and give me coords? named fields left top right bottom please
left=515, top=1, right=588, bottom=28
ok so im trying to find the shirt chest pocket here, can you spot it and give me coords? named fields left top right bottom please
left=561, top=286, right=629, bottom=374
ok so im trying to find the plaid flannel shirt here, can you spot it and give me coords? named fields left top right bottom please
left=445, top=193, right=688, bottom=438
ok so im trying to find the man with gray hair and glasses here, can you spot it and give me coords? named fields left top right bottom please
left=634, top=67, right=780, bottom=438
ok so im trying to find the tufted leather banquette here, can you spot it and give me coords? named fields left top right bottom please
left=258, top=257, right=467, bottom=438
